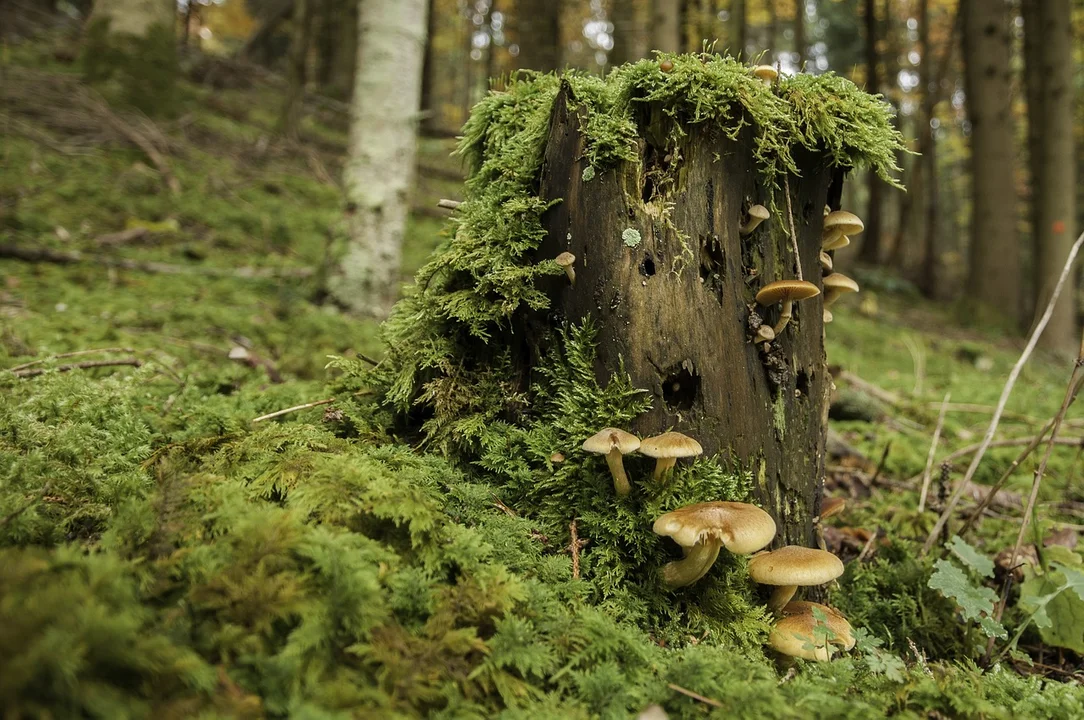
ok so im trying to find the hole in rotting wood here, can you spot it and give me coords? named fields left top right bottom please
left=796, top=370, right=811, bottom=398
left=803, top=200, right=815, bottom=221
left=699, top=233, right=725, bottom=285
left=662, top=364, right=700, bottom=411
left=640, top=254, right=656, bottom=277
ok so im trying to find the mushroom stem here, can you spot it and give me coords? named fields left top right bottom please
left=772, top=299, right=795, bottom=335
left=605, top=448, right=631, bottom=497
left=563, top=265, right=576, bottom=286
left=652, top=456, right=678, bottom=480
left=768, top=585, right=798, bottom=613
left=661, top=538, right=723, bottom=587
left=739, top=217, right=765, bottom=235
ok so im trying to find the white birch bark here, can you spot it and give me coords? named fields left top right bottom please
left=90, top=0, right=174, bottom=36
left=329, top=0, right=429, bottom=317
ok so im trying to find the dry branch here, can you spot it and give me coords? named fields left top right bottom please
left=252, top=398, right=335, bottom=423
left=8, top=347, right=138, bottom=372
left=10, top=358, right=143, bottom=378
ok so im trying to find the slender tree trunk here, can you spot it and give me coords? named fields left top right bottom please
left=916, top=0, right=939, bottom=296
left=279, top=0, right=313, bottom=138
left=858, top=0, right=883, bottom=264
left=730, top=0, right=747, bottom=58
left=535, top=84, right=840, bottom=546
left=515, top=0, right=561, bottom=71
left=793, top=0, right=804, bottom=67
left=241, top=0, right=294, bottom=65
left=420, top=0, right=440, bottom=132
left=651, top=0, right=681, bottom=53
left=961, top=0, right=1020, bottom=325
left=609, top=0, right=648, bottom=66
left=1025, top=0, right=1076, bottom=352
left=326, top=0, right=357, bottom=99
left=767, top=0, right=779, bottom=61
left=314, top=0, right=338, bottom=88
left=328, top=0, right=429, bottom=317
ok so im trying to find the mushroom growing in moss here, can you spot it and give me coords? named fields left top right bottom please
left=769, top=601, right=855, bottom=661
left=582, top=428, right=640, bottom=496
left=748, top=545, right=845, bottom=612
left=654, top=501, right=776, bottom=587
left=739, top=204, right=770, bottom=235
left=755, top=280, right=820, bottom=335
left=555, top=252, right=576, bottom=286
left=640, top=431, right=703, bottom=480
left=752, top=65, right=779, bottom=85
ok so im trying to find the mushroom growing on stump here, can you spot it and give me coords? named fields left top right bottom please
left=769, top=601, right=855, bottom=661
left=822, top=273, right=859, bottom=310
left=640, top=431, right=703, bottom=480
left=819, top=250, right=833, bottom=273
left=582, top=428, right=640, bottom=496
left=754, top=324, right=776, bottom=348
left=822, top=210, right=864, bottom=248
left=814, top=496, right=845, bottom=550
left=653, top=501, right=776, bottom=587
left=555, top=252, right=577, bottom=286
left=739, top=204, right=770, bottom=235
left=755, top=280, right=821, bottom=335
left=748, top=545, right=844, bottom=612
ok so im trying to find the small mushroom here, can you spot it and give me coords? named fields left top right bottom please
left=751, top=65, right=779, bottom=84
left=640, top=431, right=703, bottom=480
left=822, top=234, right=851, bottom=251
left=555, top=252, right=577, bottom=286
left=823, top=308, right=833, bottom=324
left=822, top=273, right=860, bottom=309
left=754, top=324, right=776, bottom=347
left=817, top=497, right=846, bottom=521
left=653, top=501, right=776, bottom=587
left=819, top=250, right=833, bottom=272
left=550, top=451, right=565, bottom=464
left=660, top=59, right=674, bottom=73
left=748, top=545, right=845, bottom=612
left=822, top=211, right=864, bottom=249
left=755, top=280, right=821, bottom=335
left=769, top=601, right=855, bottom=661
left=582, top=428, right=640, bottom=496
left=739, top=204, right=770, bottom=235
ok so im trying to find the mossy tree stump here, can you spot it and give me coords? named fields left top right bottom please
left=532, top=83, right=843, bottom=546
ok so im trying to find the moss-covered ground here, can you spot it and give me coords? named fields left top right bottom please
left=2, top=40, right=1083, bottom=718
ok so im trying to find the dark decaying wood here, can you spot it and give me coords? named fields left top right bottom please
left=530, top=82, right=843, bottom=546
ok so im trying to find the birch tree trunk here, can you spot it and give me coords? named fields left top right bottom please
left=1025, top=0, right=1076, bottom=353
left=961, top=0, right=1020, bottom=325
left=651, top=0, right=682, bottom=53
left=328, top=0, right=428, bottom=317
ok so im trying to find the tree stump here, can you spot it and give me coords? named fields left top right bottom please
left=533, top=83, right=843, bottom=546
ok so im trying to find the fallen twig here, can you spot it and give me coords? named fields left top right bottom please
left=8, top=347, right=137, bottom=372
left=782, top=175, right=803, bottom=281
left=1000, top=335, right=1084, bottom=620
left=918, top=393, right=951, bottom=513
left=93, top=227, right=152, bottom=248
left=907, top=436, right=1084, bottom=485
left=924, top=230, right=1084, bottom=554
left=0, top=243, right=313, bottom=278
left=437, top=198, right=462, bottom=211
left=11, top=358, right=143, bottom=378
left=666, top=683, right=723, bottom=709
left=837, top=370, right=901, bottom=407
left=252, top=397, right=335, bottom=423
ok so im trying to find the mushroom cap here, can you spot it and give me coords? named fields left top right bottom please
left=822, top=234, right=851, bottom=251
left=756, top=324, right=776, bottom=342
left=818, top=497, right=846, bottom=520
left=819, top=250, right=833, bottom=271
left=823, top=210, right=864, bottom=237
left=639, top=431, right=703, bottom=460
left=747, top=204, right=770, bottom=220
left=755, top=280, right=821, bottom=306
left=582, top=428, right=640, bottom=455
left=823, top=308, right=834, bottom=323
left=770, top=601, right=855, bottom=660
left=752, top=65, right=779, bottom=82
left=653, top=501, right=777, bottom=554
left=748, top=546, right=844, bottom=586
left=823, top=273, right=859, bottom=295
left=555, top=252, right=576, bottom=268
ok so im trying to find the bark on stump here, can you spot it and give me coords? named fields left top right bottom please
left=532, top=83, right=842, bottom=546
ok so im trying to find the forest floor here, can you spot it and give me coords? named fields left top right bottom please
left=3, top=38, right=1084, bottom=718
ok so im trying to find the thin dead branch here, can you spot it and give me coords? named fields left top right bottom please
left=918, top=392, right=951, bottom=513
left=252, top=398, right=335, bottom=423
left=8, top=347, right=138, bottom=372
left=666, top=683, right=723, bottom=709
left=11, top=358, right=143, bottom=378
left=437, top=198, right=462, bottom=211
left=924, top=230, right=1084, bottom=554
left=837, top=370, right=901, bottom=406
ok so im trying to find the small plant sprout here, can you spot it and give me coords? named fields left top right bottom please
left=748, top=545, right=845, bottom=612
left=653, top=501, right=777, bottom=587
left=822, top=210, right=864, bottom=249
left=822, top=273, right=860, bottom=310
left=582, top=428, right=640, bottom=496
left=555, top=252, right=576, bottom=286
left=755, top=280, right=821, bottom=335
left=639, top=431, right=703, bottom=480
left=769, top=601, right=855, bottom=661
left=751, top=65, right=779, bottom=85
left=740, top=204, right=770, bottom=235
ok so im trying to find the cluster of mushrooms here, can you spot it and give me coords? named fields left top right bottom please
left=743, top=205, right=864, bottom=349
left=582, top=428, right=855, bottom=663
